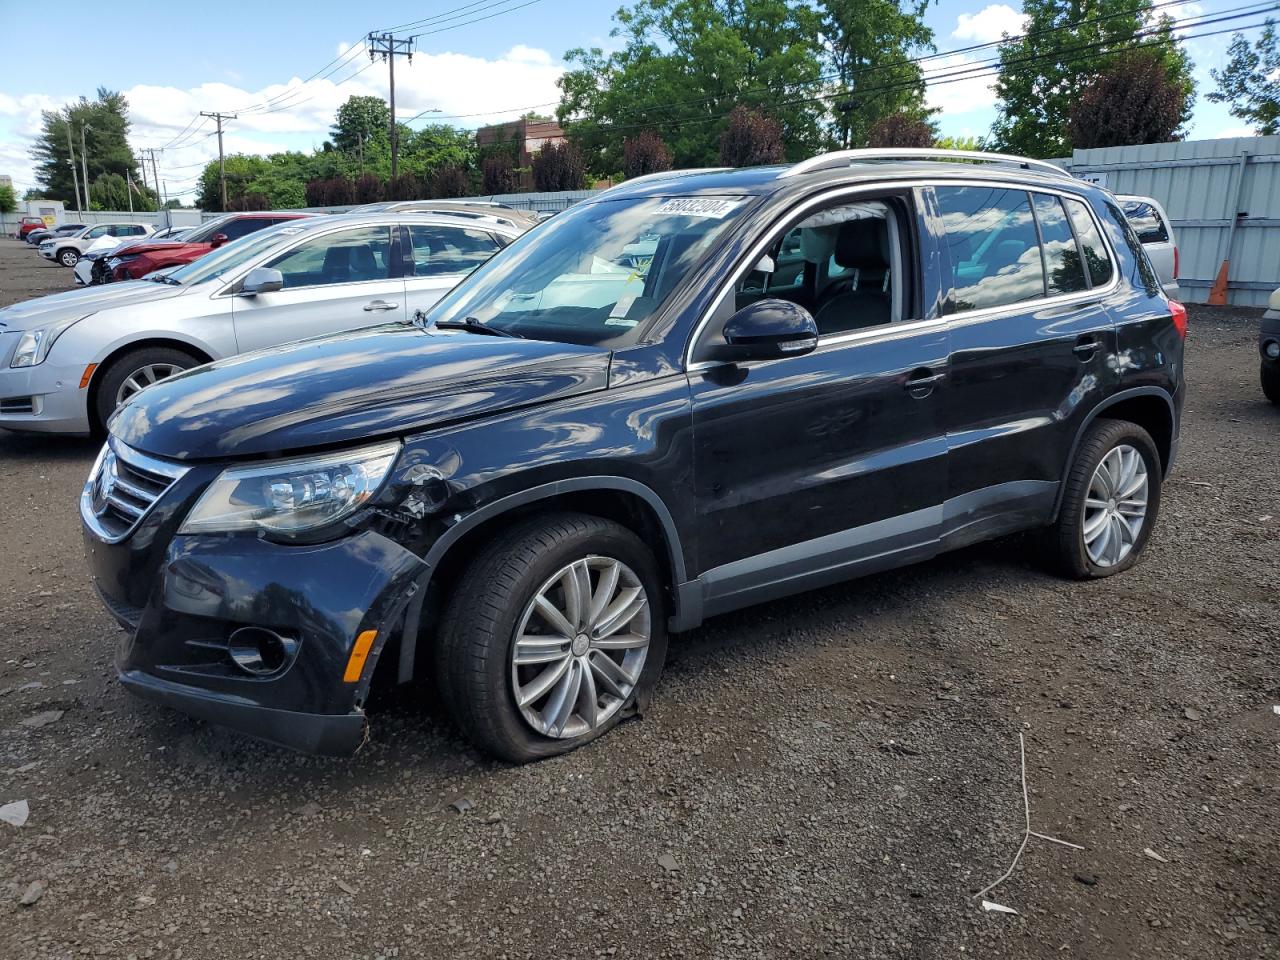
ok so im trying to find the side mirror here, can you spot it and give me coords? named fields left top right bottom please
left=240, top=267, right=284, bottom=296
left=210, top=232, right=230, bottom=248
left=705, top=299, right=819, bottom=363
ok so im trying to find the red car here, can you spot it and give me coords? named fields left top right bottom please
left=18, top=216, right=47, bottom=239
left=105, top=212, right=311, bottom=282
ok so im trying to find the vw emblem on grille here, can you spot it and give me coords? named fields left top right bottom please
left=92, top=451, right=118, bottom=517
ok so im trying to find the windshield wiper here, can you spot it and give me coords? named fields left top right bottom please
left=432, top=316, right=523, bottom=339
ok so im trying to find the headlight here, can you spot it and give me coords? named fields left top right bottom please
left=10, top=314, right=92, bottom=368
left=179, top=440, right=401, bottom=537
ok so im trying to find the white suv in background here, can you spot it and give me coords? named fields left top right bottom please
left=39, top=223, right=154, bottom=268
left=1118, top=195, right=1178, bottom=299
left=1, top=211, right=526, bottom=434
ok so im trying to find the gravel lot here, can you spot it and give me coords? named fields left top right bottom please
left=1, top=236, right=1276, bottom=959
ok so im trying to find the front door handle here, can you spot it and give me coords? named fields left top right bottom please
left=905, top=367, right=943, bottom=398
left=363, top=299, right=399, bottom=312
left=1073, top=335, right=1101, bottom=359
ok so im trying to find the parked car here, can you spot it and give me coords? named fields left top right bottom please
left=1261, top=286, right=1280, bottom=405
left=348, top=199, right=541, bottom=230
left=75, top=149, right=1187, bottom=760
left=0, top=211, right=526, bottom=434
left=101, top=212, right=312, bottom=282
left=39, top=223, right=153, bottom=267
left=18, top=216, right=47, bottom=240
left=76, top=228, right=193, bottom=286
left=27, top=223, right=89, bottom=246
left=1118, top=195, right=1178, bottom=299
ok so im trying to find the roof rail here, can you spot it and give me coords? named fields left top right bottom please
left=777, top=148, right=1069, bottom=180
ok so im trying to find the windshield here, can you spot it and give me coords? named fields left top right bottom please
left=164, top=222, right=309, bottom=285
left=427, top=195, right=748, bottom=346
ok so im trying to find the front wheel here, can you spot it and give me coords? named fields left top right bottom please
left=58, top=248, right=79, bottom=267
left=436, top=512, right=667, bottom=763
left=1262, top=363, right=1280, bottom=406
left=1045, top=419, right=1162, bottom=579
left=93, top=347, right=199, bottom=429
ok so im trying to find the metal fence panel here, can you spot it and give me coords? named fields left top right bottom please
left=1058, top=135, right=1280, bottom=306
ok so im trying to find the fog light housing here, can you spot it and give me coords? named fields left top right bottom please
left=1264, top=339, right=1280, bottom=360
left=227, top=627, right=297, bottom=676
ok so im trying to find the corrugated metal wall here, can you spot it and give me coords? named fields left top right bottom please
left=1056, top=136, right=1280, bottom=306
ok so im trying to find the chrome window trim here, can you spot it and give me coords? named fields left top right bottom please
left=683, top=176, right=1121, bottom=369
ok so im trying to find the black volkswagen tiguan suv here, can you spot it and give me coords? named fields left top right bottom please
left=82, top=150, right=1186, bottom=762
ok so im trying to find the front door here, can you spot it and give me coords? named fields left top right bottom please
left=687, top=192, right=949, bottom=615
left=231, top=224, right=406, bottom=353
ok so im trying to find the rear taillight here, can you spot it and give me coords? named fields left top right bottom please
left=1173, top=246, right=1179, bottom=280
left=1169, top=300, right=1187, bottom=339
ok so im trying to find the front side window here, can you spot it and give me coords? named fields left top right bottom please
left=87, top=225, right=111, bottom=238
left=427, top=195, right=746, bottom=346
left=222, top=217, right=270, bottom=241
left=936, top=186, right=1043, bottom=311
left=1063, top=197, right=1114, bottom=288
left=1032, top=193, right=1088, bottom=296
left=408, top=225, right=500, bottom=277
left=264, top=226, right=393, bottom=288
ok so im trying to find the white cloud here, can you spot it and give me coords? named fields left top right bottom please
left=925, top=54, right=1001, bottom=116
left=0, top=43, right=564, bottom=200
left=952, top=4, right=1027, bottom=43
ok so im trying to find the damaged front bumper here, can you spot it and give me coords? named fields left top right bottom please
left=83, top=462, right=428, bottom=755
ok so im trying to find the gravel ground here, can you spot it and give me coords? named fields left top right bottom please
left=0, top=237, right=1276, bottom=959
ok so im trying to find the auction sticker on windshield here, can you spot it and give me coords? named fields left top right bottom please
left=653, top=198, right=742, bottom=219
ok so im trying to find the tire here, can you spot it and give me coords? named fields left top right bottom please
left=1045, top=418, right=1163, bottom=579
left=1262, top=363, right=1280, bottom=406
left=436, top=512, right=668, bottom=763
left=57, top=248, right=79, bottom=267
left=93, top=346, right=200, bottom=429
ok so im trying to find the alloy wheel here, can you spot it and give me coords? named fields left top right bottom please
left=115, top=363, right=186, bottom=407
left=1082, top=443, right=1149, bottom=567
left=510, top=555, right=651, bottom=739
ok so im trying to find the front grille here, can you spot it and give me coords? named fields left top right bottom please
left=82, top=440, right=189, bottom=543
left=0, top=396, right=35, bottom=414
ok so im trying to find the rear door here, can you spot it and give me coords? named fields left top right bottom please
left=932, top=184, right=1119, bottom=546
left=402, top=222, right=508, bottom=317
left=230, top=223, right=406, bottom=353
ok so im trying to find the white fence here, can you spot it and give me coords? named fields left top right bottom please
left=1055, top=135, right=1280, bottom=307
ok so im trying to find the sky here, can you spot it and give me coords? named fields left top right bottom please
left=0, top=0, right=1263, bottom=201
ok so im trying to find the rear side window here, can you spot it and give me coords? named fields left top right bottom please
left=1063, top=198, right=1114, bottom=288
left=221, top=217, right=268, bottom=241
left=935, top=186, right=1044, bottom=311
left=1031, top=193, right=1088, bottom=296
left=265, top=225, right=393, bottom=288
left=1121, top=201, right=1169, bottom=244
left=407, top=225, right=500, bottom=276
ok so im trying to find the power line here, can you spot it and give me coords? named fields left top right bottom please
left=372, top=0, right=543, bottom=35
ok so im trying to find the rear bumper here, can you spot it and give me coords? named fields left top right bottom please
left=119, top=668, right=368, bottom=755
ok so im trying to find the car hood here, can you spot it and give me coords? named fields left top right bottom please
left=0, top=280, right=185, bottom=332
left=110, top=325, right=613, bottom=461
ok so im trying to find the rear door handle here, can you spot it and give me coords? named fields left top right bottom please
left=905, top=367, right=943, bottom=397
left=1073, top=335, right=1101, bottom=359
left=363, top=300, right=399, bottom=312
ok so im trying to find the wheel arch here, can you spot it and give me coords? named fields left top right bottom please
left=1052, top=386, right=1175, bottom=518
left=389, top=477, right=690, bottom=686
left=86, top=337, right=216, bottom=432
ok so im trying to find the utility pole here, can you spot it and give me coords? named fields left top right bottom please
left=367, top=32, right=415, bottom=179
left=357, top=131, right=365, bottom=177
left=80, top=122, right=92, bottom=212
left=141, top=148, right=161, bottom=209
left=200, top=111, right=237, bottom=210
left=65, top=120, right=82, bottom=216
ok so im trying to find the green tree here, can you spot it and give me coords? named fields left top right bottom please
left=866, top=113, right=936, bottom=147
left=0, top=181, right=15, bottom=236
left=1068, top=48, right=1192, bottom=148
left=558, top=0, right=826, bottom=174
left=89, top=172, right=131, bottom=211
left=935, top=134, right=986, bottom=150
left=330, top=95, right=392, bottom=153
left=1208, top=20, right=1280, bottom=135
left=30, top=88, right=151, bottom=207
left=821, top=0, right=936, bottom=148
left=990, top=0, right=1194, bottom=157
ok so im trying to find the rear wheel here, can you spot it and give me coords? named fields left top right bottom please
left=1045, top=419, right=1162, bottom=579
left=58, top=248, right=79, bottom=267
left=93, top=347, right=199, bottom=429
left=1262, top=363, right=1280, bottom=406
left=436, top=512, right=667, bottom=763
